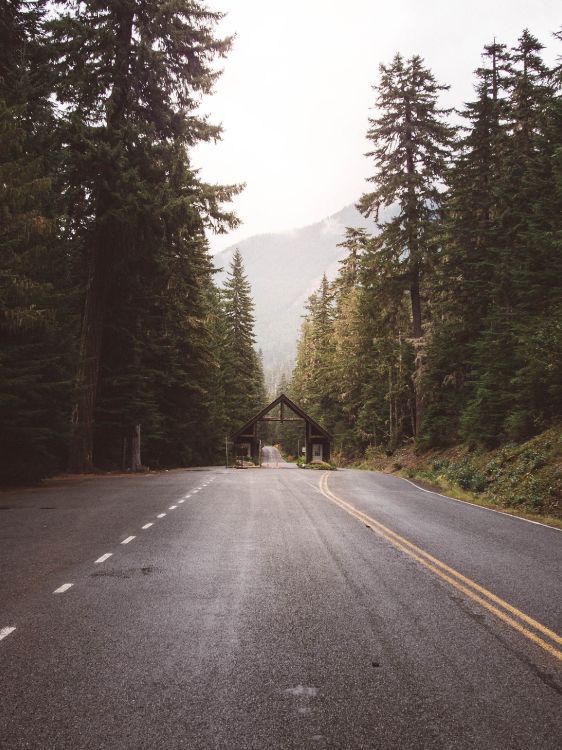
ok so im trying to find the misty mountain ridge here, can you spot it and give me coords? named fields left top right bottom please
left=214, top=204, right=382, bottom=389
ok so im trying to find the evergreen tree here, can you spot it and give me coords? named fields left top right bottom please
left=459, top=31, right=560, bottom=443
left=0, top=1, right=74, bottom=483
left=329, top=230, right=370, bottom=452
left=290, top=276, right=337, bottom=429
left=294, top=33, right=561, bottom=459
left=47, top=0, right=241, bottom=470
left=497, top=29, right=562, bottom=438
left=220, top=250, right=266, bottom=432
left=357, top=54, right=455, bottom=433
left=420, top=40, right=512, bottom=446
left=421, top=31, right=562, bottom=446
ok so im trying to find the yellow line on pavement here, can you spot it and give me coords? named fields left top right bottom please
left=319, top=473, right=562, bottom=662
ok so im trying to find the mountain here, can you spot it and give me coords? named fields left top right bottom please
left=213, top=204, right=378, bottom=390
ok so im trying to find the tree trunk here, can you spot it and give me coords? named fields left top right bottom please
left=410, top=261, right=423, bottom=338
left=121, top=424, right=142, bottom=471
left=69, top=240, right=112, bottom=472
left=68, top=6, right=134, bottom=472
left=404, top=102, right=425, bottom=435
left=411, top=336, right=427, bottom=437
left=130, top=424, right=142, bottom=472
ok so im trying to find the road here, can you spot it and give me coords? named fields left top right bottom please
left=261, top=445, right=296, bottom=468
left=0, top=462, right=561, bottom=749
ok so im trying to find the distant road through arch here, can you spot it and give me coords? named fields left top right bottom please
left=261, top=445, right=297, bottom=468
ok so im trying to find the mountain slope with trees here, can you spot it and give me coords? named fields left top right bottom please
left=290, top=31, right=562, bottom=518
left=213, top=204, right=383, bottom=389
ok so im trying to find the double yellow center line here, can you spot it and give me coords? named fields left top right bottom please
left=319, top=473, right=562, bottom=662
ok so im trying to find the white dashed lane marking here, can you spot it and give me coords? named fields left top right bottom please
left=0, top=627, right=16, bottom=642
left=53, top=583, right=73, bottom=594
left=3, top=476, right=220, bottom=643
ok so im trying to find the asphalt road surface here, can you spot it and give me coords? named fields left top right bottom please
left=0, top=464, right=561, bottom=749
left=261, top=445, right=297, bottom=468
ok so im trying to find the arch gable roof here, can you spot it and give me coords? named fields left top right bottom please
left=233, top=393, right=332, bottom=440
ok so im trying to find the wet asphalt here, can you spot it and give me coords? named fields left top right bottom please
left=0, top=463, right=561, bottom=749
left=261, top=446, right=297, bottom=468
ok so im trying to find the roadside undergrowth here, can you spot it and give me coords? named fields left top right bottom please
left=344, top=425, right=562, bottom=529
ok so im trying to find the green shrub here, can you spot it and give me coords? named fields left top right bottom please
left=521, top=449, right=546, bottom=471
left=301, top=461, right=336, bottom=471
left=446, top=460, right=488, bottom=493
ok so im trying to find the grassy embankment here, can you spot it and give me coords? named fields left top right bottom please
left=344, top=426, right=562, bottom=529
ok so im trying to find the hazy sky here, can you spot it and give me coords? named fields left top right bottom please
left=193, top=0, right=561, bottom=254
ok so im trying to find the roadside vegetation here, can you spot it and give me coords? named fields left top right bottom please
left=297, top=458, right=337, bottom=470
left=340, top=426, right=562, bottom=527
left=289, top=31, right=562, bottom=520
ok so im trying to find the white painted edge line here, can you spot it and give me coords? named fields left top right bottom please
left=0, top=627, right=16, bottom=641
left=184, top=494, right=192, bottom=499
left=142, top=522, right=153, bottom=529
left=157, top=513, right=166, bottom=518
left=121, top=535, right=135, bottom=544
left=177, top=499, right=185, bottom=504
left=169, top=505, right=177, bottom=510
left=53, top=583, right=73, bottom=594
left=399, top=476, right=562, bottom=532
left=94, top=553, right=112, bottom=564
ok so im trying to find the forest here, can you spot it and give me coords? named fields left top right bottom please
left=1, top=4, right=561, bottom=496
left=290, top=32, right=562, bottom=468
left=0, top=1, right=265, bottom=483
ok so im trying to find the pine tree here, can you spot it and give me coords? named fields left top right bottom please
left=420, top=40, right=512, bottom=446
left=357, top=54, right=455, bottom=433
left=329, top=230, right=369, bottom=452
left=92, top=141, right=236, bottom=469
left=47, top=1, right=241, bottom=470
left=460, top=31, right=560, bottom=443
left=290, top=276, right=338, bottom=429
left=358, top=243, right=415, bottom=449
left=0, top=1, right=74, bottom=482
left=220, top=250, right=266, bottom=432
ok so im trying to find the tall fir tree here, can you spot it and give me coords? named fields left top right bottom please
left=357, top=54, right=455, bottom=434
left=459, top=31, right=561, bottom=443
left=290, top=275, right=337, bottom=429
left=47, top=0, right=241, bottom=470
left=420, top=40, right=512, bottom=446
left=220, top=250, right=266, bottom=433
left=0, top=1, right=74, bottom=483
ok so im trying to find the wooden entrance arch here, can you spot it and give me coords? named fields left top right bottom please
left=233, top=393, right=332, bottom=464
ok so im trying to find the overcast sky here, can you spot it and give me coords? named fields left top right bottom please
left=193, top=0, right=561, bottom=254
